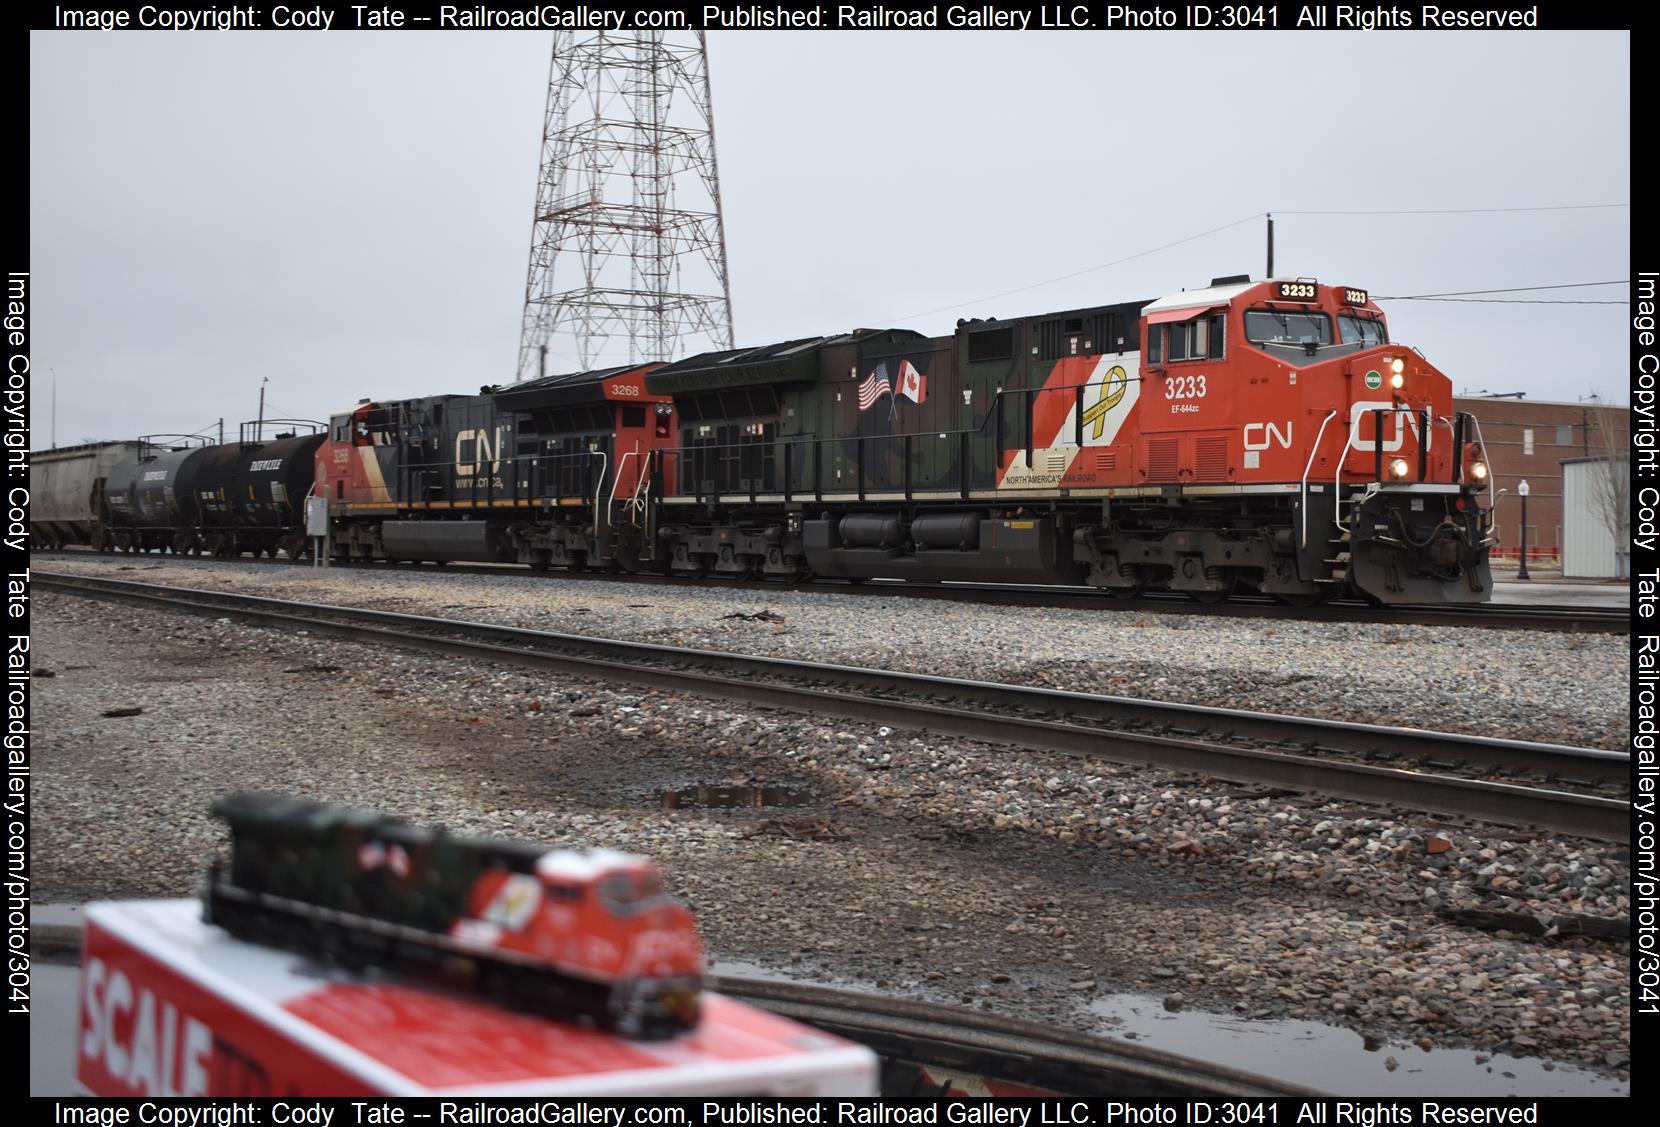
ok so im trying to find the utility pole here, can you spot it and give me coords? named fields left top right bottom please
left=517, top=31, right=734, bottom=378
left=1265, top=213, right=1274, bottom=278
left=49, top=368, right=56, bottom=448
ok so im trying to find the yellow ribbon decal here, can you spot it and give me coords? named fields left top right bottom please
left=1080, top=366, right=1128, bottom=440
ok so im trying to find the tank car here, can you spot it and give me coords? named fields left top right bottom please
left=204, top=793, right=705, bottom=1039
left=27, top=440, right=144, bottom=549
left=103, top=436, right=215, bottom=554
left=190, top=426, right=326, bottom=558
left=103, top=427, right=325, bottom=557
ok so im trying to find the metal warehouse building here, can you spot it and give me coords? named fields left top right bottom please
left=1560, top=456, right=1628, bottom=579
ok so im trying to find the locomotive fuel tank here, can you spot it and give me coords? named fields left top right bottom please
left=379, top=519, right=516, bottom=563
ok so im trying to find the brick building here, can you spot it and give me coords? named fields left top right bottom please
left=1452, top=395, right=1630, bottom=561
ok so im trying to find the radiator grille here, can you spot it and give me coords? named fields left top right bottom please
left=1146, top=437, right=1178, bottom=481
left=1095, top=450, right=1117, bottom=473
left=1195, top=435, right=1229, bottom=480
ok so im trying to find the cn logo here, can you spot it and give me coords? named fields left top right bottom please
left=455, top=427, right=506, bottom=476
left=1242, top=421, right=1292, bottom=469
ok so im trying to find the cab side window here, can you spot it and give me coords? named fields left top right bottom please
left=1148, top=314, right=1224, bottom=364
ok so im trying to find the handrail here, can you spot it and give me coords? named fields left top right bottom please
left=589, top=448, right=609, bottom=534
left=607, top=445, right=643, bottom=517
left=1300, top=410, right=1338, bottom=549
left=1467, top=414, right=1498, bottom=540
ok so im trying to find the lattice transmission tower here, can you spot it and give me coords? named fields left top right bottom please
left=517, top=32, right=734, bottom=380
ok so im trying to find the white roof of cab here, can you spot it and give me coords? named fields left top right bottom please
left=535, top=847, right=650, bottom=882
left=1141, top=280, right=1261, bottom=316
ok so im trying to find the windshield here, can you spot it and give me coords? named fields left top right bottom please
left=1339, top=313, right=1388, bottom=345
left=1244, top=309, right=1333, bottom=346
left=597, top=870, right=669, bottom=916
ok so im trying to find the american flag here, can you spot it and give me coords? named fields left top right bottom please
left=857, top=363, right=892, bottom=411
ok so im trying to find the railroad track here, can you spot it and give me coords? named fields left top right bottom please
left=38, top=571, right=1630, bottom=842
left=710, top=976, right=1321, bottom=1097
left=27, top=920, right=1311, bottom=1096
left=33, top=550, right=1630, bottom=633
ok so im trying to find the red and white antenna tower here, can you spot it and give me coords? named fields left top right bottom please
left=517, top=32, right=734, bottom=380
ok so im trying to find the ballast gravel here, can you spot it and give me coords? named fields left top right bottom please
left=36, top=556, right=1628, bottom=750
left=29, top=565, right=1633, bottom=1091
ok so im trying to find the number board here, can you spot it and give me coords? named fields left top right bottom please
left=1274, top=281, right=1319, bottom=302
left=1339, top=287, right=1370, bottom=306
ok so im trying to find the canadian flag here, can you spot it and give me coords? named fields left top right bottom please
left=897, top=360, right=927, bottom=403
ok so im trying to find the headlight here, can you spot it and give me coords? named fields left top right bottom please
left=1390, top=358, right=1405, bottom=374
left=1389, top=458, right=1410, bottom=479
left=1470, top=461, right=1488, bottom=481
left=1389, top=371, right=1405, bottom=389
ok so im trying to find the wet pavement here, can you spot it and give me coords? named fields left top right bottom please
left=1088, top=992, right=1628, bottom=1097
left=1486, top=574, right=1628, bottom=608
left=29, top=963, right=87, bottom=1096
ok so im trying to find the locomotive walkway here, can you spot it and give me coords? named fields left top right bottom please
left=38, top=571, right=1629, bottom=843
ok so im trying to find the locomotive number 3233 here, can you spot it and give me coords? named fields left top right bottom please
left=1165, top=374, right=1207, bottom=400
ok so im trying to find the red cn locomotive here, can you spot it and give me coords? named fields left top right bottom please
left=311, top=275, right=1493, bottom=604
left=204, top=794, right=704, bottom=1038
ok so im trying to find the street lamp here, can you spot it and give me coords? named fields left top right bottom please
left=1517, top=479, right=1531, bottom=581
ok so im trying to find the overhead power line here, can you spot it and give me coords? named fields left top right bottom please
left=1384, top=297, right=1626, bottom=305
left=1374, top=280, right=1620, bottom=297
left=874, top=203, right=1627, bottom=326
left=887, top=212, right=1263, bottom=323
left=1276, top=203, right=1628, bottom=216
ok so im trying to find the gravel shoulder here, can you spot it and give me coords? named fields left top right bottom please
left=31, top=579, right=1632, bottom=1090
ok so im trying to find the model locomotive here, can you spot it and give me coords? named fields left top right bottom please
left=35, top=275, right=1497, bottom=605
left=203, top=793, right=705, bottom=1039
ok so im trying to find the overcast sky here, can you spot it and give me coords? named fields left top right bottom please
left=29, top=30, right=1629, bottom=448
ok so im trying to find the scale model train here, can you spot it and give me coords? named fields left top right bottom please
left=32, top=275, right=1498, bottom=605
left=205, top=793, right=705, bottom=1038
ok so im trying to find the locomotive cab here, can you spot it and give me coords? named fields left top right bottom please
left=463, top=848, right=705, bottom=1036
left=1135, top=278, right=1494, bottom=603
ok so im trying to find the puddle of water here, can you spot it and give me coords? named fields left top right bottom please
left=708, top=957, right=807, bottom=985
left=1089, top=993, right=1627, bottom=1097
left=654, top=784, right=812, bottom=809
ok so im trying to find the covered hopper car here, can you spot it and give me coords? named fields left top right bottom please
left=28, top=440, right=144, bottom=549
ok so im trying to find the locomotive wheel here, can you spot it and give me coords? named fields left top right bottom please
left=1188, top=575, right=1237, bottom=605
left=1106, top=584, right=1146, bottom=600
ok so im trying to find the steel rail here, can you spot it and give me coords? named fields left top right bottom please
left=32, top=550, right=1629, bottom=633
left=38, top=572, right=1630, bottom=842
left=710, top=976, right=1323, bottom=1097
